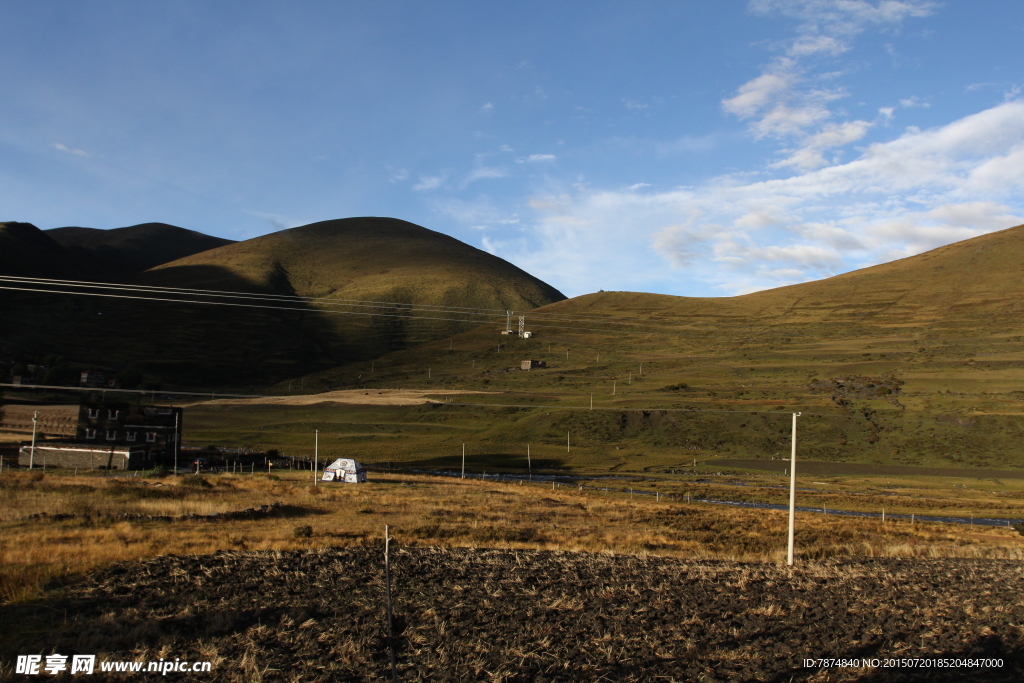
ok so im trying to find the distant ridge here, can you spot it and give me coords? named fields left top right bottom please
left=47, top=223, right=234, bottom=276
left=0, top=222, right=98, bottom=279
left=538, top=222, right=1024, bottom=330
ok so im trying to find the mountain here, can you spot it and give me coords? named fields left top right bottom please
left=0, top=222, right=99, bottom=279
left=1, top=217, right=566, bottom=387
left=141, top=217, right=562, bottom=308
left=46, top=223, right=235, bottom=276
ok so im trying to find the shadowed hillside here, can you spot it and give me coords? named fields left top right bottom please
left=47, top=223, right=235, bottom=276
left=0, top=222, right=99, bottom=279
left=1, top=217, right=565, bottom=388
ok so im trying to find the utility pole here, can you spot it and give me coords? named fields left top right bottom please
left=613, top=381, right=616, bottom=395
left=505, top=310, right=512, bottom=334
left=462, top=444, right=465, bottom=479
left=314, top=429, right=319, bottom=487
left=174, top=411, right=180, bottom=475
left=590, top=394, right=593, bottom=410
left=29, top=411, right=39, bottom=470
left=567, top=432, right=570, bottom=453
left=787, top=412, right=801, bottom=566
left=628, top=372, right=632, bottom=385
left=527, top=444, right=531, bottom=481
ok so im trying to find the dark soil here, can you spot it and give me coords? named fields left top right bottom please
left=3, top=549, right=1023, bottom=682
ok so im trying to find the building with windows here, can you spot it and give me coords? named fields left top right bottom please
left=75, top=400, right=183, bottom=465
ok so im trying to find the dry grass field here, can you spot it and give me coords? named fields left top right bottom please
left=4, top=468, right=1024, bottom=607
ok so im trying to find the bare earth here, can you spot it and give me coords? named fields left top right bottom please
left=195, top=388, right=499, bottom=407
left=3, top=548, right=1021, bottom=682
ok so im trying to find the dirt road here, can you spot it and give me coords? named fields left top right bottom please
left=194, top=388, right=498, bottom=407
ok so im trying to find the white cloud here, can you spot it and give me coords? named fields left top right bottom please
left=722, top=70, right=796, bottom=119
left=53, top=142, right=88, bottom=156
left=623, top=98, right=650, bottom=110
left=772, top=119, right=871, bottom=169
left=461, top=166, right=505, bottom=187
left=497, top=101, right=1024, bottom=296
left=413, top=173, right=446, bottom=191
left=389, top=168, right=409, bottom=182
left=480, top=102, right=495, bottom=113
left=724, top=0, right=935, bottom=149
left=899, top=95, right=930, bottom=108
left=516, top=154, right=557, bottom=163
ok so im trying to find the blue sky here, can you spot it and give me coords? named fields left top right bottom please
left=2, top=1, right=1023, bottom=298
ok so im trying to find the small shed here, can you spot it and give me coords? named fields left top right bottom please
left=322, top=457, right=368, bottom=483
left=521, top=360, right=546, bottom=370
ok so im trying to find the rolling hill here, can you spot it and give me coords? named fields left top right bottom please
left=275, top=221, right=1024, bottom=473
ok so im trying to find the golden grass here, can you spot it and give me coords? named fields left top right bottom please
left=4, top=469, right=1024, bottom=605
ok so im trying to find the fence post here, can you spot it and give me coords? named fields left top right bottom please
left=384, top=525, right=397, bottom=683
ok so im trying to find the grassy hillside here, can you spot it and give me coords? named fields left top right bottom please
left=46, top=223, right=234, bottom=276
left=186, top=222, right=1024, bottom=473
left=1, top=217, right=565, bottom=388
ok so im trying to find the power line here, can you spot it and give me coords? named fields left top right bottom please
left=0, top=275, right=792, bottom=335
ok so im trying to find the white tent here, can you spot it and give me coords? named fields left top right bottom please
left=322, top=457, right=367, bottom=483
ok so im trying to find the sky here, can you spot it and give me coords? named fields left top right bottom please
left=2, top=1, right=1023, bottom=298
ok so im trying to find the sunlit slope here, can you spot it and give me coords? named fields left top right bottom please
left=143, top=217, right=562, bottom=308
left=534, top=222, right=1024, bottom=332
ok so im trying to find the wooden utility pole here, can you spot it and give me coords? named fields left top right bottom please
left=462, top=444, right=465, bottom=479
left=314, top=429, right=319, bottom=487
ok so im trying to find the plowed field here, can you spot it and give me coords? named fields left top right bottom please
left=4, top=549, right=1024, bottom=682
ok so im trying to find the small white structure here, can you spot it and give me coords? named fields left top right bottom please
left=322, top=457, right=367, bottom=483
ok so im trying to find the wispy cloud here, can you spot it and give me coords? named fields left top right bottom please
left=413, top=173, right=447, bottom=191
left=53, top=142, right=89, bottom=156
left=247, top=210, right=305, bottom=233
left=517, top=153, right=557, bottom=163
left=461, top=166, right=506, bottom=187
left=725, top=0, right=936, bottom=151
